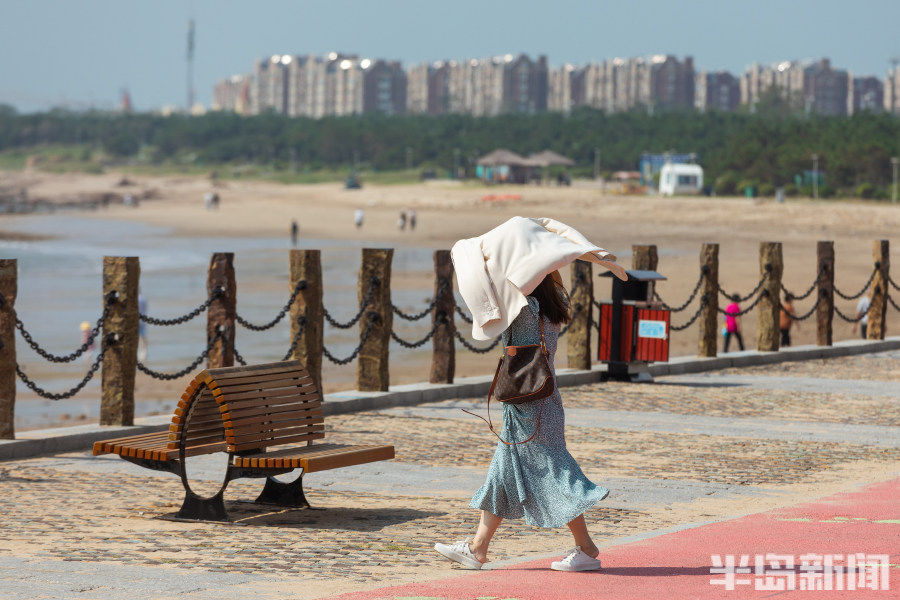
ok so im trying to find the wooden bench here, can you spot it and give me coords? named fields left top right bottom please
left=93, top=360, right=394, bottom=521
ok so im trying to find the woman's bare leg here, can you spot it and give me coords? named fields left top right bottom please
left=470, top=510, right=502, bottom=563
left=566, top=514, right=599, bottom=557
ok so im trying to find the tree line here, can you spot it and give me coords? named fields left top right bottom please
left=0, top=103, right=898, bottom=198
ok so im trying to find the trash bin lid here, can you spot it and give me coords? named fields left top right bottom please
left=600, top=269, right=667, bottom=281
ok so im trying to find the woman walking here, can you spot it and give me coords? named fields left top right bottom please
left=437, top=216, right=626, bottom=572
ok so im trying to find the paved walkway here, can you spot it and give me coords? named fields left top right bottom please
left=330, top=477, right=898, bottom=600
left=0, top=352, right=897, bottom=599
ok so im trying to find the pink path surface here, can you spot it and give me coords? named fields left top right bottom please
left=328, top=478, right=898, bottom=600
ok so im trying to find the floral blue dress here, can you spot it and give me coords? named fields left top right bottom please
left=470, top=296, right=609, bottom=528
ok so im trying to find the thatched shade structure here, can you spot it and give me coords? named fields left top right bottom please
left=528, top=150, right=575, bottom=167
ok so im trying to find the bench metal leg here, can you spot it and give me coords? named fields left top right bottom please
left=254, top=474, right=311, bottom=508
left=176, top=488, right=230, bottom=522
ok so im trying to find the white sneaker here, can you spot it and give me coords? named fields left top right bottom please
left=434, top=538, right=484, bottom=570
left=550, top=546, right=602, bottom=572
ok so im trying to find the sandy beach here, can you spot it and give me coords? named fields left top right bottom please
left=2, top=169, right=898, bottom=427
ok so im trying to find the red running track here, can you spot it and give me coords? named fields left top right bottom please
left=328, top=477, right=898, bottom=600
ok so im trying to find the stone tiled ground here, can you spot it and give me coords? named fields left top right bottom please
left=328, top=413, right=900, bottom=485
left=0, top=465, right=654, bottom=583
left=1, top=353, right=898, bottom=599
left=721, top=352, right=900, bottom=381
left=564, top=379, right=898, bottom=426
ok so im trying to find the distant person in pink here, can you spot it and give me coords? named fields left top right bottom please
left=723, top=294, right=744, bottom=352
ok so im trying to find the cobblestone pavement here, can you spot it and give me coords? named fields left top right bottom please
left=1, top=352, right=898, bottom=600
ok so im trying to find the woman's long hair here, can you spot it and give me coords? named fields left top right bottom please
left=528, top=273, right=571, bottom=326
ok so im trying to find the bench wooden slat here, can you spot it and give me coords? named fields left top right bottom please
left=223, top=406, right=322, bottom=430
left=204, top=361, right=302, bottom=381
left=224, top=414, right=323, bottom=438
left=227, top=423, right=325, bottom=445
left=228, top=430, right=325, bottom=452
left=222, top=399, right=320, bottom=424
left=206, top=370, right=312, bottom=390
left=231, top=443, right=394, bottom=470
left=209, top=376, right=309, bottom=396
left=216, top=384, right=318, bottom=404
left=219, top=395, right=320, bottom=420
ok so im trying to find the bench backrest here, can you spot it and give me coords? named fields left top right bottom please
left=168, top=360, right=324, bottom=454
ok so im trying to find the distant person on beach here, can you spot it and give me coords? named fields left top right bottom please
left=290, top=220, right=299, bottom=247
left=138, top=294, right=148, bottom=362
left=123, top=193, right=137, bottom=207
left=204, top=192, right=214, bottom=210
left=779, top=292, right=798, bottom=346
left=408, top=209, right=417, bottom=231
left=80, top=321, right=94, bottom=363
left=354, top=208, right=365, bottom=229
left=397, top=209, right=407, bottom=231
left=852, top=288, right=872, bottom=339
left=723, top=294, right=744, bottom=352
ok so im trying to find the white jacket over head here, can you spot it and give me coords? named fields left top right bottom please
left=451, top=216, right=628, bottom=340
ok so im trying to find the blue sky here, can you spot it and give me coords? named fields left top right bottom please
left=1, top=0, right=897, bottom=112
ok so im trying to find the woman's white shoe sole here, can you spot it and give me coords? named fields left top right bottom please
left=434, top=543, right=483, bottom=570
left=550, top=561, right=602, bottom=572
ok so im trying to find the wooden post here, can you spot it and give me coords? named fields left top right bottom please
left=567, top=260, right=593, bottom=370
left=357, top=248, right=392, bottom=391
left=756, top=242, right=783, bottom=352
left=290, top=249, right=323, bottom=391
left=207, top=252, right=236, bottom=369
left=816, top=241, right=835, bottom=346
left=867, top=239, right=890, bottom=340
left=632, top=244, right=659, bottom=300
left=430, top=250, right=455, bottom=384
left=100, top=256, right=139, bottom=426
left=698, top=243, right=719, bottom=357
left=0, top=260, right=16, bottom=439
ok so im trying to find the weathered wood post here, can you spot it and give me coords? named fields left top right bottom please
left=867, top=239, right=890, bottom=340
left=430, top=250, right=455, bottom=384
left=698, top=243, right=719, bottom=357
left=207, top=252, right=236, bottom=369
left=756, top=242, right=783, bottom=351
left=357, top=249, right=392, bottom=391
left=567, top=260, right=593, bottom=370
left=632, top=244, right=659, bottom=297
left=0, top=260, right=16, bottom=438
left=100, top=256, right=139, bottom=426
left=290, top=249, right=323, bottom=390
left=816, top=241, right=835, bottom=346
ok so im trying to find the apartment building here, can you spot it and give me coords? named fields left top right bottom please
left=212, top=74, right=251, bottom=114
left=647, top=55, right=695, bottom=109
left=741, top=59, right=849, bottom=115
left=363, top=60, right=406, bottom=115
left=548, top=64, right=574, bottom=112
left=695, top=71, right=740, bottom=112
left=848, top=76, right=884, bottom=114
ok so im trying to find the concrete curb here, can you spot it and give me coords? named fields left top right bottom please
left=2, top=336, right=897, bottom=462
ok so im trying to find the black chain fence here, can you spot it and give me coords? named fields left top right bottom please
left=392, top=279, right=449, bottom=321
left=781, top=265, right=825, bottom=301
left=323, top=317, right=377, bottom=365
left=671, top=295, right=709, bottom=331
left=137, top=329, right=224, bottom=381
left=323, top=277, right=378, bottom=329
left=16, top=302, right=111, bottom=363
left=235, top=279, right=307, bottom=331
left=784, top=294, right=822, bottom=321
left=834, top=300, right=870, bottom=323
left=455, top=304, right=474, bottom=324
left=834, top=268, right=877, bottom=301
left=653, top=270, right=704, bottom=313
left=717, top=272, right=767, bottom=303
left=140, top=287, right=224, bottom=326
left=717, top=288, right=769, bottom=317
left=454, top=330, right=502, bottom=353
left=16, top=335, right=113, bottom=400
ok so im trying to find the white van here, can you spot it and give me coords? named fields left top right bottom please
left=659, top=163, right=703, bottom=196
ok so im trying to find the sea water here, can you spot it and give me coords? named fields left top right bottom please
left=3, top=215, right=436, bottom=428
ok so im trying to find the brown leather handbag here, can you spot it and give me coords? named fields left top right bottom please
left=462, top=318, right=555, bottom=445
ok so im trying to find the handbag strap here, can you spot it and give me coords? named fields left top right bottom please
left=461, top=315, right=548, bottom=445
